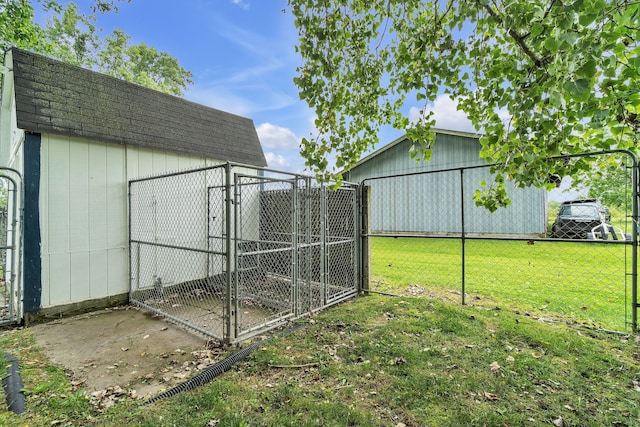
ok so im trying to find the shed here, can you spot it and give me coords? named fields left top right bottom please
left=0, top=48, right=266, bottom=322
left=343, top=130, right=547, bottom=236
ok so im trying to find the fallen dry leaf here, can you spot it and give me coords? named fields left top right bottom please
left=484, top=391, right=499, bottom=401
left=553, top=416, right=564, bottom=427
left=70, top=379, right=85, bottom=391
left=88, top=385, right=139, bottom=412
left=490, top=361, right=501, bottom=373
left=532, top=352, right=543, bottom=359
left=391, top=357, right=407, bottom=365
left=506, top=355, right=515, bottom=364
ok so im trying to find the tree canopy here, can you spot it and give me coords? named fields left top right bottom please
left=289, top=0, right=640, bottom=209
left=1, top=0, right=192, bottom=96
left=588, top=157, right=633, bottom=210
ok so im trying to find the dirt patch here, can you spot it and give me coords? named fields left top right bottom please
left=30, top=306, right=218, bottom=401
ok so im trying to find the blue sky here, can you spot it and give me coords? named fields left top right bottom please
left=36, top=0, right=477, bottom=174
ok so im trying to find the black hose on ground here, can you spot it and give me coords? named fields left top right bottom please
left=142, top=323, right=306, bottom=406
left=3, top=353, right=25, bottom=415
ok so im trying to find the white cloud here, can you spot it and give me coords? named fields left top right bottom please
left=257, top=123, right=300, bottom=151
left=213, top=14, right=278, bottom=57
left=185, top=11, right=297, bottom=116
left=231, top=0, right=250, bottom=10
left=185, top=84, right=296, bottom=116
left=265, top=152, right=291, bottom=170
left=409, top=94, right=476, bottom=133
left=219, top=62, right=283, bottom=85
left=497, top=107, right=512, bottom=127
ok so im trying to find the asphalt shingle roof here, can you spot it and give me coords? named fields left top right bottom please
left=8, top=48, right=267, bottom=167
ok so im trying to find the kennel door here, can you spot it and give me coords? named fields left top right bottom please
left=233, top=174, right=298, bottom=339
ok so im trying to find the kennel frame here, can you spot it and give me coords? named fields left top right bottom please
left=129, top=162, right=359, bottom=344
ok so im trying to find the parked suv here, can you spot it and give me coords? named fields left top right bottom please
left=551, top=199, right=611, bottom=239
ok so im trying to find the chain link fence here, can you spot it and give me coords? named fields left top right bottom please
left=361, top=151, right=638, bottom=332
left=0, top=170, right=22, bottom=325
left=129, top=152, right=638, bottom=338
left=129, top=163, right=358, bottom=344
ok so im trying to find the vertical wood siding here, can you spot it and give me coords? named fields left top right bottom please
left=39, top=134, right=219, bottom=308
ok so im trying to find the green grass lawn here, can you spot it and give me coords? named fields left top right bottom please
left=0, top=236, right=637, bottom=426
left=2, top=296, right=639, bottom=426
left=369, top=237, right=635, bottom=331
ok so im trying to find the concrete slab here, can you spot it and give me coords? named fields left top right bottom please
left=30, top=306, right=210, bottom=399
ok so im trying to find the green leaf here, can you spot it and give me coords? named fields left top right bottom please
left=563, top=79, right=590, bottom=100
left=576, top=59, right=596, bottom=79
left=289, top=0, right=639, bottom=206
left=530, top=23, right=544, bottom=38
left=544, top=36, right=560, bottom=52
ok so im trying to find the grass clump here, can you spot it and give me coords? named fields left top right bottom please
left=0, top=328, right=93, bottom=426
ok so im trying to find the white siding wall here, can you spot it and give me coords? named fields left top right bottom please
left=0, top=53, right=23, bottom=171
left=0, top=55, right=25, bottom=319
left=39, top=133, right=220, bottom=308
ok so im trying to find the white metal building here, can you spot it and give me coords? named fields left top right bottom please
left=343, top=131, right=548, bottom=236
left=0, top=48, right=266, bottom=321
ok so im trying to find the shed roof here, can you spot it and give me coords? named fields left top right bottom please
left=6, top=48, right=267, bottom=167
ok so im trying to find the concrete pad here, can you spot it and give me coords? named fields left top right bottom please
left=31, top=306, right=210, bottom=399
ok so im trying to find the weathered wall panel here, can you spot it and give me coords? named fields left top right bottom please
left=68, top=139, right=90, bottom=252
left=89, top=250, right=108, bottom=300
left=0, top=51, right=22, bottom=167
left=88, top=142, right=108, bottom=251
left=345, top=132, right=546, bottom=236
left=38, top=134, right=222, bottom=308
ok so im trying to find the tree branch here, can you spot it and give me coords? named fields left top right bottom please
left=375, top=0, right=392, bottom=51
left=480, top=2, right=543, bottom=67
left=270, top=362, right=320, bottom=369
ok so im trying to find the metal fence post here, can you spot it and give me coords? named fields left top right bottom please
left=359, top=184, right=370, bottom=292
left=460, top=169, right=466, bottom=306
left=0, top=175, right=19, bottom=323
left=351, top=185, right=359, bottom=292
left=9, top=179, right=17, bottom=321
left=128, top=181, right=133, bottom=304
left=292, top=177, right=299, bottom=316
left=233, top=170, right=242, bottom=340
left=632, top=157, right=639, bottom=333
left=224, top=162, right=233, bottom=343
left=321, top=185, right=328, bottom=304
left=305, top=177, right=312, bottom=312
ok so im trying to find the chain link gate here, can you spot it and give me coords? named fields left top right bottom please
left=129, top=163, right=359, bottom=344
